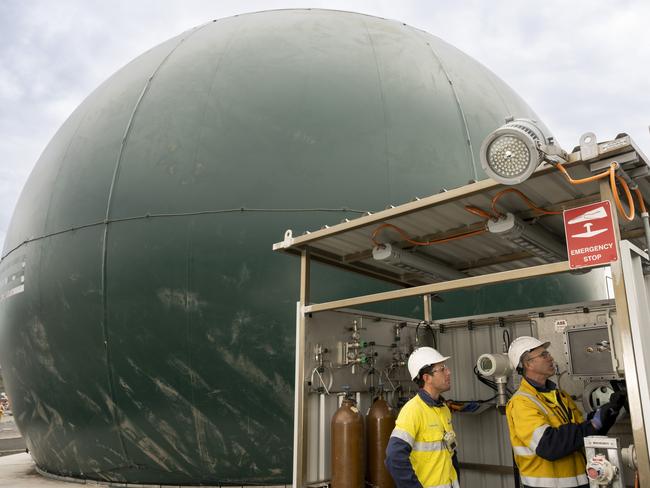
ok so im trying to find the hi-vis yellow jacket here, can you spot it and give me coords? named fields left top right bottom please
left=386, top=390, right=459, bottom=488
left=506, top=378, right=597, bottom=488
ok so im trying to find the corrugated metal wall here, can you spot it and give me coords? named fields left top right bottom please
left=437, top=318, right=535, bottom=488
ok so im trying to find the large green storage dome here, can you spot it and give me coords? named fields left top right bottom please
left=0, top=9, right=601, bottom=485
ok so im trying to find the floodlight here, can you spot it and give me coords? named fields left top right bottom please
left=476, top=353, right=512, bottom=409
left=480, top=118, right=559, bottom=185
left=372, top=243, right=464, bottom=282
left=476, top=353, right=512, bottom=379
left=487, top=213, right=566, bottom=262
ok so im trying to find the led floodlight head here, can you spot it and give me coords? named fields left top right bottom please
left=480, top=118, right=553, bottom=185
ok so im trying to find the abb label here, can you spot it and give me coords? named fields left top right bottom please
left=563, top=200, right=618, bottom=269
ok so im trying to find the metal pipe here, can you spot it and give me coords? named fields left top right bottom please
left=318, top=393, right=326, bottom=480
left=641, top=212, right=650, bottom=254
left=496, top=377, right=508, bottom=412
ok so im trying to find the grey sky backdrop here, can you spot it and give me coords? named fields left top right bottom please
left=1, top=0, right=649, bottom=251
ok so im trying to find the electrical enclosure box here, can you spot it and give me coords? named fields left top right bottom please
left=564, top=324, right=619, bottom=380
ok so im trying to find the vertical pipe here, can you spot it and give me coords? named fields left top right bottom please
left=496, top=377, right=508, bottom=411
left=423, top=294, right=436, bottom=348
left=423, top=294, right=433, bottom=322
left=319, top=393, right=326, bottom=480
left=641, top=212, right=650, bottom=253
left=600, top=180, right=650, bottom=485
left=300, top=249, right=311, bottom=305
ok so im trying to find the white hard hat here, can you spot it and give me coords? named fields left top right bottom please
left=507, top=336, right=550, bottom=370
left=407, top=347, right=450, bottom=380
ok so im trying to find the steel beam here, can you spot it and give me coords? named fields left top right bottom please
left=304, top=261, right=571, bottom=314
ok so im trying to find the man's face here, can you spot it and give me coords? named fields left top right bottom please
left=524, top=345, right=555, bottom=378
left=424, top=361, right=452, bottom=393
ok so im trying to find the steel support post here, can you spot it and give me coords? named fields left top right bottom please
left=600, top=180, right=650, bottom=484
left=293, top=250, right=310, bottom=488
left=423, top=294, right=433, bottom=322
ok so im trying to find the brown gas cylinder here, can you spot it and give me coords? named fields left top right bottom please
left=331, top=397, right=364, bottom=488
left=366, top=397, right=396, bottom=488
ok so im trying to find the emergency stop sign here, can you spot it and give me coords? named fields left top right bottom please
left=563, top=200, right=618, bottom=269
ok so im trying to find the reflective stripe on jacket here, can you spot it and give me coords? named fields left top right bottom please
left=506, top=378, right=596, bottom=488
left=386, top=391, right=458, bottom=488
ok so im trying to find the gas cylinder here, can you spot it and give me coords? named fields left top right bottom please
left=366, top=396, right=396, bottom=488
left=331, top=397, right=364, bottom=488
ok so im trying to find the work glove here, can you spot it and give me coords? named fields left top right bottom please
left=590, top=408, right=603, bottom=431
left=461, top=401, right=481, bottom=413
left=609, top=390, right=627, bottom=411
left=597, top=404, right=621, bottom=434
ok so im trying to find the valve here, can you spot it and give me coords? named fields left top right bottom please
left=341, top=319, right=369, bottom=373
left=314, top=343, right=329, bottom=372
left=587, top=454, right=618, bottom=485
left=394, top=322, right=406, bottom=342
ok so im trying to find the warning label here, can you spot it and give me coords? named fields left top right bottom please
left=563, top=200, right=618, bottom=269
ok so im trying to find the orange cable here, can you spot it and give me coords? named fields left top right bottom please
left=491, top=188, right=562, bottom=217
left=635, top=187, right=647, bottom=213
left=465, top=205, right=496, bottom=220
left=428, top=228, right=487, bottom=244
left=554, top=161, right=638, bottom=221
left=371, top=222, right=486, bottom=247
left=554, top=163, right=611, bottom=184
left=611, top=171, right=635, bottom=221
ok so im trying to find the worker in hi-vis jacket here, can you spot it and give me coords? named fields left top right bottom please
left=506, top=336, right=626, bottom=488
left=385, top=347, right=460, bottom=488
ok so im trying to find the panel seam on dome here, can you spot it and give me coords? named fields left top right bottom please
left=410, top=28, right=478, bottom=181
left=39, top=105, right=92, bottom=248
left=179, top=19, right=249, bottom=473
left=99, top=21, right=214, bottom=466
left=362, top=19, right=391, bottom=203
left=0, top=207, right=368, bottom=261
left=185, top=16, right=244, bottom=235
left=34, top=105, right=93, bottom=478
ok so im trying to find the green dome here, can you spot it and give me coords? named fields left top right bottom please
left=0, top=9, right=600, bottom=485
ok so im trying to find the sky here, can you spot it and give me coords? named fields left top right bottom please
left=1, top=0, right=649, bottom=250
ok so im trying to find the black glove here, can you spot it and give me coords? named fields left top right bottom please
left=609, top=390, right=627, bottom=410
left=598, top=403, right=621, bottom=434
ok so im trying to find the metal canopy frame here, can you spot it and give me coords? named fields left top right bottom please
left=274, top=140, right=650, bottom=289
left=275, top=135, right=650, bottom=488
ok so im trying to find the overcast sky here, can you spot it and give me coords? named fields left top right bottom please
left=1, top=0, right=649, bottom=250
